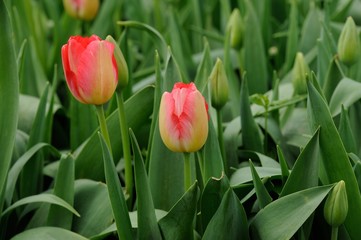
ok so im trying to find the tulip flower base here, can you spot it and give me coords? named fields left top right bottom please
left=2, top=1, right=361, bottom=240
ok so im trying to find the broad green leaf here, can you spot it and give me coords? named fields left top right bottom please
left=240, top=75, right=264, bottom=153
left=11, top=227, right=87, bottom=240
left=322, top=57, right=344, bottom=102
left=203, top=188, right=249, bottom=240
left=130, top=130, right=162, bottom=240
left=90, top=0, right=121, bottom=38
left=200, top=174, right=229, bottom=233
left=307, top=80, right=361, bottom=239
left=0, top=0, right=19, bottom=216
left=244, top=0, right=268, bottom=93
left=117, top=20, right=168, bottom=61
left=98, top=133, right=132, bottom=240
left=329, top=78, right=361, bottom=116
left=148, top=53, right=185, bottom=211
left=5, top=143, right=60, bottom=205
left=230, top=167, right=281, bottom=187
left=20, top=84, right=52, bottom=198
left=250, top=185, right=333, bottom=240
left=158, top=182, right=199, bottom=240
left=249, top=160, right=272, bottom=208
left=72, top=180, right=113, bottom=238
left=194, top=39, right=212, bottom=93
left=47, top=154, right=75, bottom=229
left=276, top=145, right=289, bottom=184
left=198, top=120, right=224, bottom=183
left=74, top=86, right=154, bottom=180
left=282, top=0, right=299, bottom=74
left=1, top=193, right=80, bottom=218
left=70, top=98, right=98, bottom=150
left=299, top=5, right=321, bottom=53
left=338, top=106, right=357, bottom=153
left=280, top=128, right=320, bottom=197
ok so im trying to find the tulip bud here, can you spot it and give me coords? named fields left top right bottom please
left=338, top=17, right=361, bottom=66
left=210, top=58, right=229, bottom=109
left=63, top=0, right=99, bottom=21
left=159, top=82, right=209, bottom=153
left=226, top=9, right=244, bottom=49
left=292, top=52, right=310, bottom=95
left=324, top=180, right=348, bottom=228
left=105, top=35, right=129, bottom=89
left=61, top=35, right=118, bottom=105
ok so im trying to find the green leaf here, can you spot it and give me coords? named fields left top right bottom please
left=244, top=0, right=268, bottom=93
left=200, top=174, right=230, bottom=233
left=280, top=128, right=320, bottom=197
left=322, top=57, right=344, bottom=102
left=203, top=188, right=249, bottom=240
left=299, top=5, right=321, bottom=54
left=338, top=106, right=357, bottom=153
left=329, top=78, right=361, bottom=116
left=240, top=75, right=264, bottom=153
left=117, top=20, right=168, bottom=61
left=74, top=86, right=154, bottom=180
left=130, top=129, right=162, bottom=240
left=1, top=193, right=80, bottom=218
left=20, top=84, right=52, bottom=198
left=250, top=185, right=334, bottom=240
left=72, top=180, right=113, bottom=238
left=148, top=53, right=185, bottom=211
left=158, top=182, right=199, bottom=240
left=276, top=145, right=289, bottom=184
left=307, top=80, right=361, bottom=239
left=230, top=167, right=281, bottom=187
left=5, top=143, right=60, bottom=205
left=11, top=227, right=87, bottom=240
left=198, top=120, right=224, bottom=183
left=0, top=0, right=19, bottom=215
left=47, top=154, right=75, bottom=229
left=249, top=160, right=272, bottom=208
left=194, top=39, right=212, bottom=93
left=98, top=133, right=132, bottom=240
left=90, top=0, right=121, bottom=38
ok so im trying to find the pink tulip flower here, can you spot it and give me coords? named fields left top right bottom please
left=159, top=82, right=209, bottom=153
left=63, top=0, right=99, bottom=21
left=61, top=35, right=118, bottom=105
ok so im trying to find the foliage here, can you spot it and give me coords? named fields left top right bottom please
left=1, top=0, right=361, bottom=239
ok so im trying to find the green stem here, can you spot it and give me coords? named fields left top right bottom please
left=331, top=227, right=338, bottom=240
left=116, top=92, right=133, bottom=199
left=264, top=106, right=268, bottom=153
left=216, top=109, right=227, bottom=174
left=184, top=152, right=192, bottom=191
left=95, top=105, right=112, bottom=154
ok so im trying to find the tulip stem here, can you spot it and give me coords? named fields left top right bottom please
left=116, top=92, right=133, bottom=201
left=331, top=227, right=338, bottom=240
left=216, top=109, right=227, bottom=174
left=183, top=152, right=192, bottom=191
left=95, top=105, right=112, bottom=154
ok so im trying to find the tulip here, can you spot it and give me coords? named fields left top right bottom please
left=61, top=35, right=118, bottom=105
left=292, top=52, right=310, bottom=95
left=338, top=17, right=361, bottom=66
left=324, top=180, right=348, bottom=228
left=159, top=82, right=209, bottom=153
left=226, top=8, right=244, bottom=49
left=63, top=0, right=99, bottom=21
left=210, top=58, right=229, bottom=110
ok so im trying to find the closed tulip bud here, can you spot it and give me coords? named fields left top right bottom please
left=324, top=180, right=348, bottom=228
left=61, top=35, right=118, bottom=105
left=338, top=17, right=361, bottom=66
left=292, top=52, right=310, bottom=95
left=105, top=35, right=129, bottom=89
left=227, top=9, right=244, bottom=49
left=63, top=0, right=99, bottom=21
left=159, top=82, right=209, bottom=153
left=210, top=58, right=229, bottom=109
